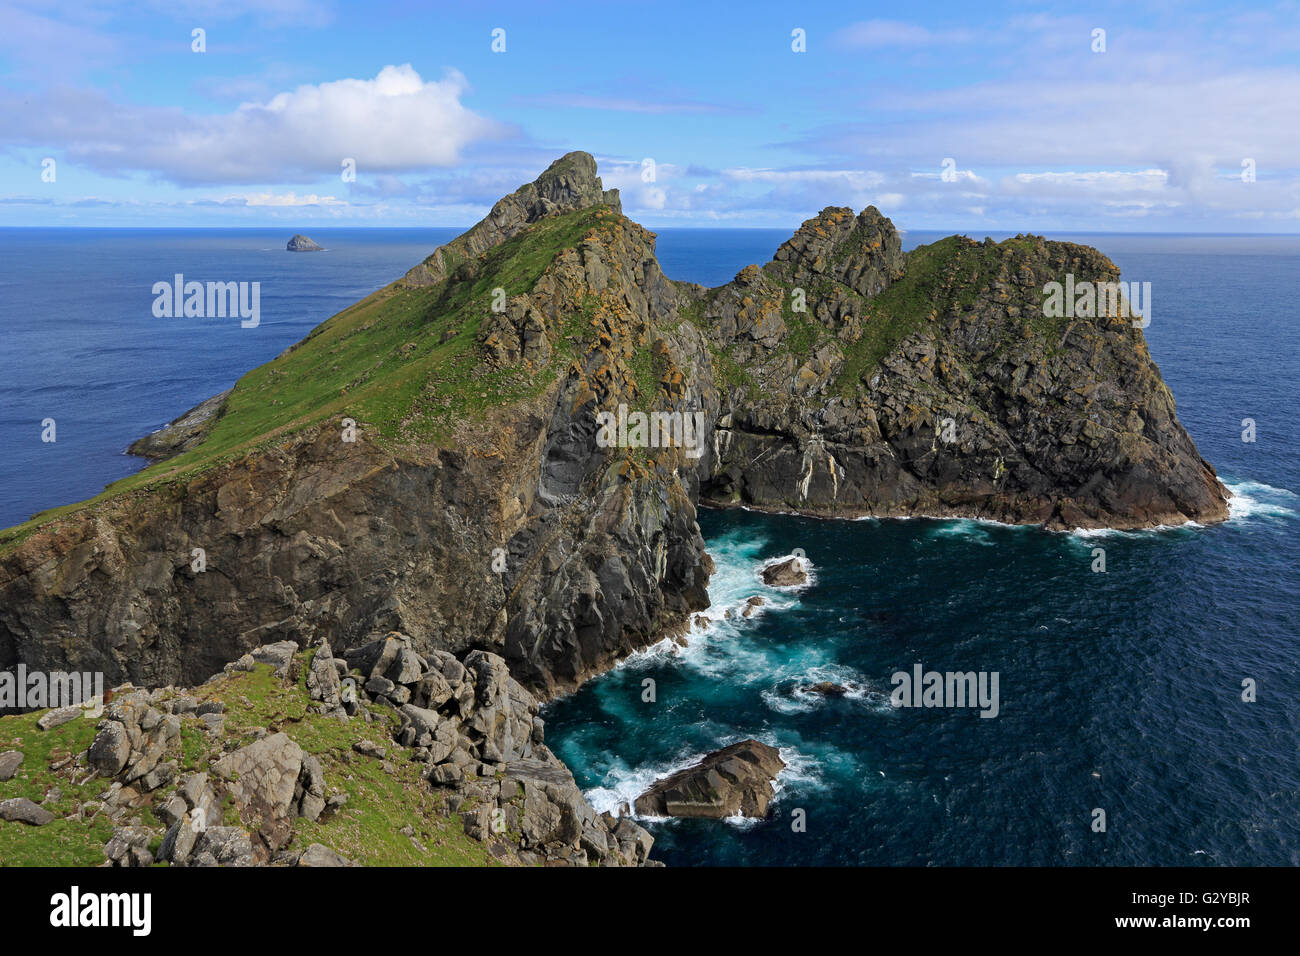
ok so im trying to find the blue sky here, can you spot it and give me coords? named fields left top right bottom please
left=2, top=0, right=1298, bottom=231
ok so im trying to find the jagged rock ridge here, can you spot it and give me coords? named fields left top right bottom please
left=0, top=151, right=1227, bottom=707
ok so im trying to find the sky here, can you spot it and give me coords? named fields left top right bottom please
left=1, top=0, right=1298, bottom=231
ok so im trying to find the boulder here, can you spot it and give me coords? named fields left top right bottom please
left=0, top=797, right=55, bottom=826
left=86, top=722, right=131, bottom=777
left=103, top=826, right=154, bottom=866
left=306, top=642, right=342, bottom=710
left=297, top=843, right=357, bottom=867
left=761, top=556, right=809, bottom=587
left=633, top=740, right=785, bottom=819
left=38, top=705, right=83, bottom=730
left=0, top=750, right=22, bottom=781
left=212, top=732, right=304, bottom=851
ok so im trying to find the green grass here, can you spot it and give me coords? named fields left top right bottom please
left=0, top=653, right=517, bottom=866
left=0, top=206, right=617, bottom=553
left=0, top=709, right=117, bottom=865
left=834, top=235, right=1065, bottom=396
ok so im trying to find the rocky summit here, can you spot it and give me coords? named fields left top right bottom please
left=0, top=152, right=1229, bottom=864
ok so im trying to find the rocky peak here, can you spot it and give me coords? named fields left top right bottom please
left=401, top=150, right=620, bottom=288
left=530, top=150, right=621, bottom=216
left=768, top=204, right=905, bottom=297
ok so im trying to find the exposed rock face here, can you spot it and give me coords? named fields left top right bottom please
left=633, top=739, right=786, bottom=819
left=0, top=150, right=1225, bottom=706
left=126, top=388, right=231, bottom=460
left=287, top=234, right=323, bottom=252
left=692, top=213, right=1227, bottom=529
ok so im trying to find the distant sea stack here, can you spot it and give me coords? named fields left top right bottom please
left=0, top=150, right=1228, bottom=699
left=287, top=234, right=323, bottom=252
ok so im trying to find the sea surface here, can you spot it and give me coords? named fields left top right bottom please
left=1, top=226, right=1297, bottom=865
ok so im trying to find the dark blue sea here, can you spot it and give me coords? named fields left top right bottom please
left=1, top=226, right=1297, bottom=865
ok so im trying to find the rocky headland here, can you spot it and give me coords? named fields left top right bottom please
left=0, top=152, right=1229, bottom=863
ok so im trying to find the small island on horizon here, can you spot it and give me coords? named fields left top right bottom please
left=287, top=234, right=323, bottom=252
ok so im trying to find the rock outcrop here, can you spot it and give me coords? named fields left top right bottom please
left=126, top=388, right=231, bottom=460
left=399, top=151, right=621, bottom=288
left=761, top=556, right=809, bottom=587
left=0, top=640, right=652, bottom=866
left=633, top=739, right=786, bottom=819
left=691, top=214, right=1227, bottom=529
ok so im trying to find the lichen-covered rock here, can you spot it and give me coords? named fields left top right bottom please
left=0, top=750, right=22, bottom=780
left=212, top=732, right=304, bottom=853
left=0, top=796, right=55, bottom=826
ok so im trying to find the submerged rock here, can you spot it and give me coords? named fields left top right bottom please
left=633, top=739, right=785, bottom=819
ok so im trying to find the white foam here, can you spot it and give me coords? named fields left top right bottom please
left=1224, top=479, right=1297, bottom=522
left=581, top=748, right=712, bottom=819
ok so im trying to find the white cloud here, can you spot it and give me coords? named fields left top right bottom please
left=1, top=65, right=509, bottom=185
left=724, top=168, right=885, bottom=190
left=234, top=191, right=346, bottom=206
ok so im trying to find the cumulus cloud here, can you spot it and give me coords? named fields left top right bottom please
left=1, top=65, right=510, bottom=185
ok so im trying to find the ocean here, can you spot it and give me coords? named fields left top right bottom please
left=1, top=226, right=1296, bottom=866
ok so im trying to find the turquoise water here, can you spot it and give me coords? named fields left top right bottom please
left=543, top=231, right=1300, bottom=866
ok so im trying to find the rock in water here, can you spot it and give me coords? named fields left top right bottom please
left=762, top=556, right=808, bottom=587
left=803, top=681, right=848, bottom=697
left=633, top=740, right=785, bottom=819
left=286, top=234, right=323, bottom=252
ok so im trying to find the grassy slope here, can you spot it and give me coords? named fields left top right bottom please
left=1, top=217, right=1069, bottom=554
left=0, top=653, right=507, bottom=866
left=833, top=235, right=1063, bottom=396
left=0, top=206, right=615, bottom=552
